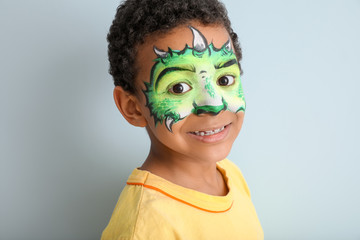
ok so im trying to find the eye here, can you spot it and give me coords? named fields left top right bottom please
left=217, top=75, right=235, bottom=86
left=169, top=82, right=192, bottom=94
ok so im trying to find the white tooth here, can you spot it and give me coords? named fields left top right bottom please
left=193, top=127, right=226, bottom=136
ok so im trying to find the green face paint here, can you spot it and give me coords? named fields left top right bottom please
left=143, top=26, right=246, bottom=132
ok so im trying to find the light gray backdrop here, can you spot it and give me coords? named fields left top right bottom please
left=1, top=0, right=359, bottom=239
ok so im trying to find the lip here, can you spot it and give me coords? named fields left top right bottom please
left=187, top=123, right=232, bottom=143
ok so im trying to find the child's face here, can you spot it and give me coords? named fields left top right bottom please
left=134, top=23, right=245, bottom=162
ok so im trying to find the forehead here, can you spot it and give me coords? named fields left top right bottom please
left=135, top=23, right=230, bottom=87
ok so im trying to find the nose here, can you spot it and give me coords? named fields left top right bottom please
left=192, top=70, right=227, bottom=115
left=192, top=100, right=227, bottom=116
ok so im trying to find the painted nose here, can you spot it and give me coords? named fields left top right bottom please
left=193, top=72, right=227, bottom=115
left=192, top=101, right=227, bottom=116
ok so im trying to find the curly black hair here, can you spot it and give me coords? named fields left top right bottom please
left=107, top=0, right=242, bottom=94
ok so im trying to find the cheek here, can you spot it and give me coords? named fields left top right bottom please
left=236, top=111, right=245, bottom=125
left=220, top=84, right=246, bottom=113
left=227, top=111, right=245, bottom=140
left=144, top=91, right=195, bottom=132
left=140, top=104, right=155, bottom=126
left=151, top=94, right=195, bottom=117
left=149, top=120, right=190, bottom=150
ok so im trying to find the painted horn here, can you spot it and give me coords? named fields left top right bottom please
left=153, top=46, right=168, bottom=58
left=189, top=26, right=208, bottom=52
left=225, top=38, right=232, bottom=51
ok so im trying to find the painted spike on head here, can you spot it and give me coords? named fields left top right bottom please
left=153, top=46, right=168, bottom=58
left=189, top=26, right=208, bottom=52
left=224, top=38, right=232, bottom=51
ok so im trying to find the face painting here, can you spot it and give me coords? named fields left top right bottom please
left=143, top=26, right=246, bottom=132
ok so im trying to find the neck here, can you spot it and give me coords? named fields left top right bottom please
left=140, top=142, right=228, bottom=196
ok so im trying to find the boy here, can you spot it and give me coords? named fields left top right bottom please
left=102, top=0, right=263, bottom=239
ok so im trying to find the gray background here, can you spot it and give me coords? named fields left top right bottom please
left=1, top=0, right=359, bottom=239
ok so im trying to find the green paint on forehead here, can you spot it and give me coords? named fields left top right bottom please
left=143, top=26, right=246, bottom=132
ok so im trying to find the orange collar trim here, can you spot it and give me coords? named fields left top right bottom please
left=127, top=182, right=233, bottom=213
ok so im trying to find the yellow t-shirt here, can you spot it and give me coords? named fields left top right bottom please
left=101, top=159, right=263, bottom=240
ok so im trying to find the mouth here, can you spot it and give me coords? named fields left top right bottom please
left=190, top=126, right=225, bottom=136
left=188, top=123, right=231, bottom=137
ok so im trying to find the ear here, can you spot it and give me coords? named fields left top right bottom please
left=113, top=86, right=147, bottom=127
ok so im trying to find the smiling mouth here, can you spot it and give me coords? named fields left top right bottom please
left=189, top=124, right=230, bottom=136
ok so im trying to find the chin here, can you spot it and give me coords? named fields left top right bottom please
left=192, top=143, right=233, bottom=163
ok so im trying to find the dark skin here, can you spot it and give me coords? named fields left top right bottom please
left=142, top=128, right=229, bottom=196
left=114, top=22, right=245, bottom=196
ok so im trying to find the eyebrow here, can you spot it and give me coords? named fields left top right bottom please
left=214, top=59, right=238, bottom=69
left=155, top=66, right=195, bottom=88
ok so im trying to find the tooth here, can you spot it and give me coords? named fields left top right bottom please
left=192, top=126, right=226, bottom=136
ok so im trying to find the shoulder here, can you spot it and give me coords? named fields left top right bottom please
left=101, top=169, right=182, bottom=240
left=217, top=159, right=251, bottom=197
left=101, top=184, right=144, bottom=240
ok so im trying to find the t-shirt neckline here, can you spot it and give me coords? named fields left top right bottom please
left=126, top=159, right=234, bottom=213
